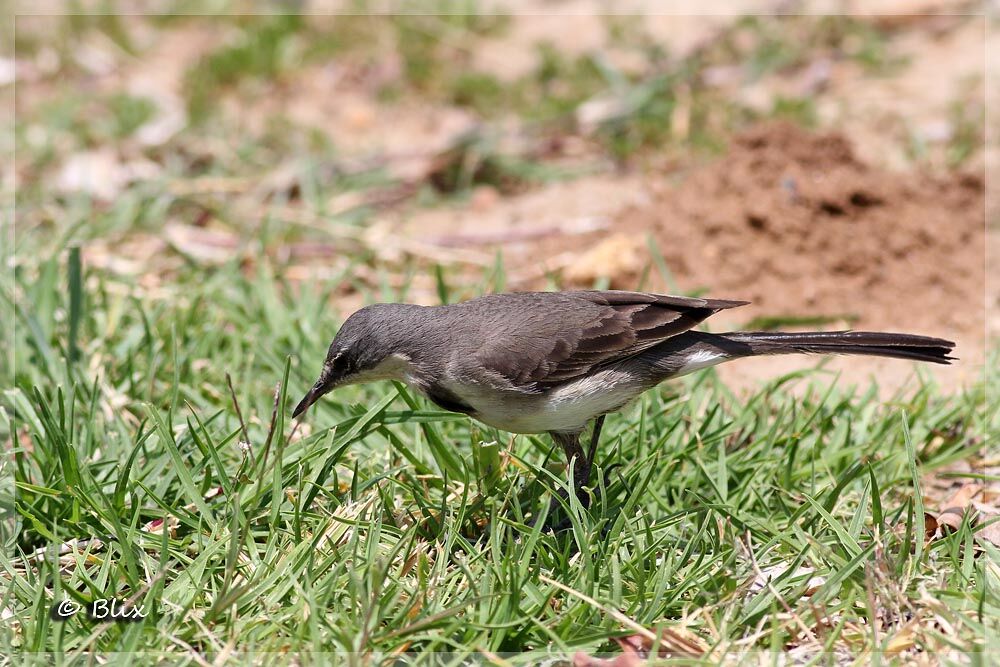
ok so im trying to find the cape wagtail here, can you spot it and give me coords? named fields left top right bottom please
left=293, top=290, right=955, bottom=504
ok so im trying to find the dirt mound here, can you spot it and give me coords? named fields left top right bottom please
left=584, top=122, right=985, bottom=340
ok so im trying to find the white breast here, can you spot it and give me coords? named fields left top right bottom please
left=437, top=368, right=645, bottom=434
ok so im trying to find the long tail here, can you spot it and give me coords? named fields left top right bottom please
left=720, top=331, right=956, bottom=365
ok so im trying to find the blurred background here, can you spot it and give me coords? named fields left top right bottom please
left=9, top=1, right=993, bottom=391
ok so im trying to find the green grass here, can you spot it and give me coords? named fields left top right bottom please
left=3, top=241, right=997, bottom=661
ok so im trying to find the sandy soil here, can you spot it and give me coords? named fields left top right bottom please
left=563, top=122, right=985, bottom=339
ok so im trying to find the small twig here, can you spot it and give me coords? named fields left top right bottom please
left=257, top=382, right=282, bottom=474
left=226, top=372, right=250, bottom=446
left=210, top=636, right=238, bottom=667
left=287, top=419, right=301, bottom=443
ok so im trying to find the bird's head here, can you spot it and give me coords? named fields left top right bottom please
left=292, top=304, right=417, bottom=418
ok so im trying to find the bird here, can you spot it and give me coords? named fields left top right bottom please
left=292, top=290, right=955, bottom=515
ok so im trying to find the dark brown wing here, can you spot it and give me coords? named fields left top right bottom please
left=471, top=290, right=748, bottom=388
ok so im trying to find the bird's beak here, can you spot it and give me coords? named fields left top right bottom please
left=292, top=385, right=321, bottom=418
left=292, top=366, right=339, bottom=418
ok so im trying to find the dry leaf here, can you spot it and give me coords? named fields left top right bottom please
left=56, top=150, right=160, bottom=201
left=749, top=563, right=826, bottom=597
left=977, top=519, right=1000, bottom=547
left=972, top=503, right=1000, bottom=547
left=82, top=234, right=170, bottom=276
left=573, top=642, right=642, bottom=667
left=884, top=620, right=918, bottom=656
left=144, top=516, right=178, bottom=538
left=644, top=628, right=710, bottom=656
left=924, top=512, right=940, bottom=540
left=164, top=223, right=240, bottom=264
left=936, top=483, right=982, bottom=531
left=573, top=629, right=709, bottom=666
left=921, top=480, right=1000, bottom=547
left=573, top=636, right=646, bottom=667
left=563, top=234, right=643, bottom=286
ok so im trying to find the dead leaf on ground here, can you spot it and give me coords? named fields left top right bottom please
left=884, top=620, right=919, bottom=656
left=924, top=512, right=940, bottom=540
left=56, top=149, right=161, bottom=201
left=748, top=563, right=826, bottom=597
left=976, top=520, right=1000, bottom=547
left=935, top=483, right=982, bottom=531
left=573, top=640, right=642, bottom=667
left=82, top=234, right=170, bottom=276
left=563, top=233, right=643, bottom=287
left=164, top=223, right=241, bottom=264
left=573, top=629, right=710, bottom=666
left=922, top=482, right=1000, bottom=547
left=144, top=516, right=178, bottom=538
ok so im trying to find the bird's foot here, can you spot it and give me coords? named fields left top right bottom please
left=535, top=462, right=625, bottom=533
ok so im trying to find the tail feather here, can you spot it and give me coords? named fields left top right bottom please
left=722, top=331, right=956, bottom=365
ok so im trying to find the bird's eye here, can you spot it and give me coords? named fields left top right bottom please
left=330, top=350, right=353, bottom=373
left=325, top=350, right=343, bottom=369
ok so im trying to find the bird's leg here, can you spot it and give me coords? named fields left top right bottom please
left=536, top=420, right=608, bottom=528
left=586, top=415, right=605, bottom=475
left=553, top=417, right=607, bottom=503
left=546, top=430, right=590, bottom=508
left=536, top=422, right=604, bottom=532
